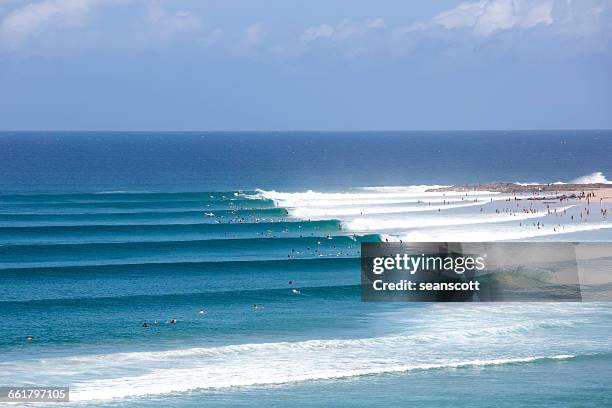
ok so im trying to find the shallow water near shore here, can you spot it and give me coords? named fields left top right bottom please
left=1, top=131, right=612, bottom=407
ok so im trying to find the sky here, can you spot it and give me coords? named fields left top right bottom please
left=0, top=0, right=610, bottom=131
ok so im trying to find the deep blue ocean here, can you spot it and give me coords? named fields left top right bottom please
left=2, top=130, right=612, bottom=193
left=1, top=131, right=611, bottom=407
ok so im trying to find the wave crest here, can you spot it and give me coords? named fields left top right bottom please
left=571, top=172, right=612, bottom=184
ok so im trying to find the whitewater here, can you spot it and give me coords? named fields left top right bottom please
left=249, top=177, right=612, bottom=242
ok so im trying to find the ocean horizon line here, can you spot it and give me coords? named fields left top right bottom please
left=0, top=129, right=611, bottom=134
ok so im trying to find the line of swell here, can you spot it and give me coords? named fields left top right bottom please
left=0, top=257, right=359, bottom=275
left=0, top=284, right=360, bottom=305
left=0, top=220, right=338, bottom=234
left=0, top=209, right=289, bottom=227
left=0, top=191, right=255, bottom=202
left=0, top=205, right=278, bottom=215
left=0, top=235, right=369, bottom=269
left=0, top=220, right=341, bottom=244
left=0, top=235, right=363, bottom=250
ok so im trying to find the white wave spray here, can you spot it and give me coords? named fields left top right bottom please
left=571, top=171, right=612, bottom=184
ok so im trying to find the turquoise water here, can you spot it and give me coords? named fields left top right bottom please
left=1, top=131, right=612, bottom=407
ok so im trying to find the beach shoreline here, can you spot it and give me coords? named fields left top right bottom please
left=428, top=183, right=612, bottom=203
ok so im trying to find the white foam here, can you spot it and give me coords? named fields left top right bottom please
left=384, top=222, right=612, bottom=242
left=249, top=188, right=500, bottom=202
left=68, top=354, right=573, bottom=401
left=247, top=188, right=509, bottom=220
left=360, top=185, right=450, bottom=192
left=344, top=207, right=572, bottom=232
left=289, top=201, right=492, bottom=219
left=267, top=197, right=478, bottom=208
left=571, top=171, right=612, bottom=184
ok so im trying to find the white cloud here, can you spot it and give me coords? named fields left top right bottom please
left=0, top=0, right=101, bottom=47
left=433, top=0, right=554, bottom=36
left=205, top=28, right=223, bottom=46
left=433, top=1, right=484, bottom=29
left=146, top=4, right=202, bottom=35
left=244, top=22, right=266, bottom=48
left=365, top=17, right=386, bottom=29
left=332, top=20, right=362, bottom=40
left=301, top=24, right=334, bottom=42
left=301, top=18, right=386, bottom=43
left=0, top=0, right=210, bottom=50
left=0, top=0, right=607, bottom=56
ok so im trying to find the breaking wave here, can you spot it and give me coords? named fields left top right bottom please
left=571, top=172, right=612, bottom=184
left=247, top=186, right=609, bottom=241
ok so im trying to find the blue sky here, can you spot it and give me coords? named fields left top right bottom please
left=0, top=0, right=610, bottom=130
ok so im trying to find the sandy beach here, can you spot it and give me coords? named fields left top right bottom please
left=429, top=183, right=612, bottom=203
left=595, top=188, right=612, bottom=202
